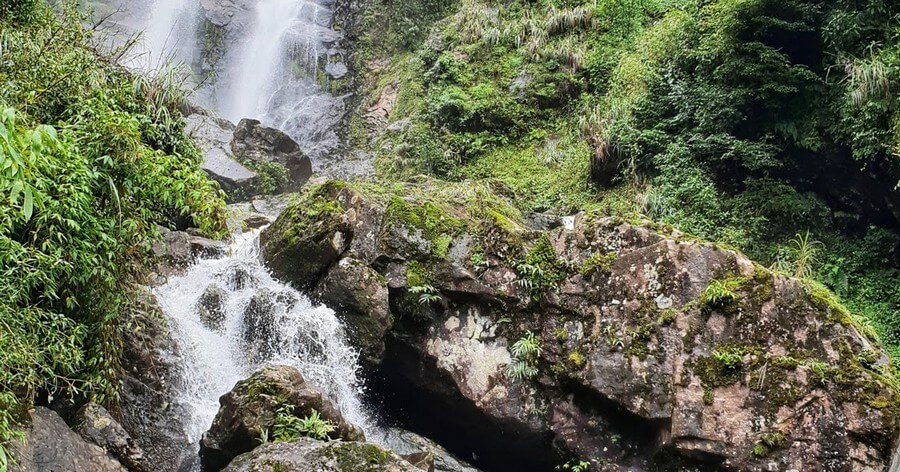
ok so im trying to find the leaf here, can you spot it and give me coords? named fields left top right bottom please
left=23, top=185, right=33, bottom=220
left=9, top=180, right=23, bottom=204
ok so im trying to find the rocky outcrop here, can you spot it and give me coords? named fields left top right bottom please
left=232, top=119, right=313, bottom=193
left=186, top=113, right=258, bottom=201
left=186, top=113, right=312, bottom=202
left=261, top=179, right=900, bottom=471
left=197, top=284, right=228, bottom=331
left=7, top=407, right=127, bottom=472
left=151, top=226, right=227, bottom=279
left=200, top=365, right=365, bottom=471
left=222, top=438, right=421, bottom=472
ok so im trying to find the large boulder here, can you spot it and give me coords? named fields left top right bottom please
left=261, top=179, right=900, bottom=471
left=260, top=184, right=354, bottom=290
left=186, top=113, right=258, bottom=202
left=232, top=118, right=313, bottom=193
left=222, top=438, right=420, bottom=472
left=7, top=407, right=127, bottom=472
left=200, top=365, right=365, bottom=471
left=314, top=257, right=393, bottom=365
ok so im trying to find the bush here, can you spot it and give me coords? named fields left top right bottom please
left=0, top=0, right=227, bottom=451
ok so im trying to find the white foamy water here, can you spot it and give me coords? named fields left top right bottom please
left=153, top=230, right=373, bottom=443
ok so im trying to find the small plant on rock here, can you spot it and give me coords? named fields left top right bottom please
left=556, top=460, right=591, bottom=472
left=272, top=406, right=336, bottom=442
left=506, top=331, right=542, bottom=380
left=699, top=277, right=743, bottom=309
left=712, top=346, right=744, bottom=370
left=410, top=284, right=441, bottom=305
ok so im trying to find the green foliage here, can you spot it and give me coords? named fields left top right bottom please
left=272, top=407, right=336, bottom=442
left=506, top=331, right=542, bottom=380
left=409, top=284, right=441, bottom=305
left=557, top=460, right=591, bottom=472
left=699, top=277, right=745, bottom=309
left=0, top=0, right=226, bottom=448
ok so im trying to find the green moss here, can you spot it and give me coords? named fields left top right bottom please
left=752, top=431, right=785, bottom=457
left=580, top=251, right=617, bottom=277
left=323, top=443, right=392, bottom=472
left=405, top=260, right=431, bottom=287
left=384, top=196, right=464, bottom=259
left=568, top=351, right=586, bottom=368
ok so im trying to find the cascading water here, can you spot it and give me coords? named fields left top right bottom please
left=153, top=230, right=373, bottom=447
left=222, top=0, right=305, bottom=122
left=140, top=0, right=196, bottom=70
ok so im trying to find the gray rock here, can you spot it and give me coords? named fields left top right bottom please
left=197, top=284, right=229, bottom=331
left=74, top=403, right=147, bottom=471
left=8, top=407, right=127, bottom=472
left=186, top=113, right=257, bottom=202
left=381, top=428, right=480, bottom=472
left=118, top=286, right=197, bottom=472
left=152, top=227, right=193, bottom=277
left=231, top=118, right=312, bottom=192
left=200, top=365, right=365, bottom=471
left=222, top=438, right=420, bottom=472
left=241, top=289, right=278, bottom=359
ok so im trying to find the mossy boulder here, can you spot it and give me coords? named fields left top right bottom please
left=222, top=438, right=421, bottom=472
left=199, top=366, right=365, bottom=471
left=266, top=179, right=900, bottom=471
left=260, top=186, right=352, bottom=290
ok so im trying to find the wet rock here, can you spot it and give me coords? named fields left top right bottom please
left=222, top=438, right=420, bottom=472
left=241, top=289, right=279, bottom=359
left=197, top=284, right=228, bottom=331
left=74, top=403, right=147, bottom=471
left=119, top=286, right=197, bottom=472
left=381, top=428, right=480, bottom=472
left=314, top=257, right=392, bottom=364
left=232, top=119, right=313, bottom=192
left=186, top=113, right=257, bottom=202
left=152, top=226, right=193, bottom=277
left=200, top=365, right=365, bottom=471
left=225, top=265, right=257, bottom=290
left=7, top=407, right=127, bottom=472
left=401, top=452, right=435, bottom=472
left=260, top=189, right=352, bottom=289
left=190, top=234, right=228, bottom=259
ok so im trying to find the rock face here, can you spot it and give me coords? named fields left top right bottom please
left=118, top=286, right=197, bottom=472
left=222, top=438, right=421, bottom=472
left=7, top=407, right=127, bottom=472
left=261, top=180, right=900, bottom=471
left=200, top=365, right=365, bottom=471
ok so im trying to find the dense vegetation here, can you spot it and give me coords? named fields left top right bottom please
left=353, top=0, right=900, bottom=360
left=0, top=0, right=226, bottom=455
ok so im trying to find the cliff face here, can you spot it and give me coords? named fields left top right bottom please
left=261, top=180, right=900, bottom=471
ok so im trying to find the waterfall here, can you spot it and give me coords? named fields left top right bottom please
left=222, top=0, right=305, bottom=121
left=153, top=230, right=373, bottom=446
left=139, top=0, right=198, bottom=71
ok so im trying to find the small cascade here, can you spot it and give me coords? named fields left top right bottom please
left=153, top=230, right=373, bottom=446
